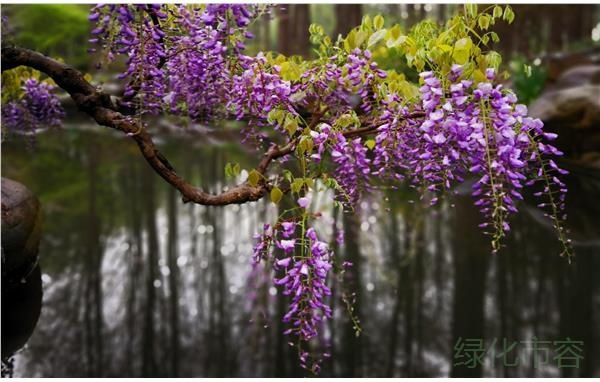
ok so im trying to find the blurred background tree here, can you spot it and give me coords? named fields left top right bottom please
left=3, top=4, right=597, bottom=71
left=2, top=5, right=91, bottom=70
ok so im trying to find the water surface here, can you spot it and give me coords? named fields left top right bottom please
left=2, top=123, right=599, bottom=377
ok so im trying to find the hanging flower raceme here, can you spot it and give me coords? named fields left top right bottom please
left=250, top=211, right=336, bottom=373
left=1, top=78, right=65, bottom=133
left=274, top=225, right=333, bottom=338
left=88, top=4, right=263, bottom=119
left=331, top=133, right=372, bottom=206
left=406, top=66, right=571, bottom=254
left=228, top=54, right=295, bottom=122
left=273, top=223, right=334, bottom=372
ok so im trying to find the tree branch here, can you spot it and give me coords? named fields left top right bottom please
left=2, top=46, right=271, bottom=205
left=1, top=46, right=425, bottom=206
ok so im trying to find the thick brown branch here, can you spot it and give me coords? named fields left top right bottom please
left=2, top=46, right=268, bottom=206
left=1, top=46, right=425, bottom=206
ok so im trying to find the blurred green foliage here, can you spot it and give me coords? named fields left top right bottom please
left=509, top=56, right=547, bottom=105
left=2, top=4, right=92, bottom=69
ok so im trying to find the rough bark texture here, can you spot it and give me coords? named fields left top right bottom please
left=1, top=46, right=423, bottom=207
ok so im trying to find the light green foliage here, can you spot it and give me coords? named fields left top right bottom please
left=256, top=5, right=518, bottom=206
left=2, top=4, right=92, bottom=69
left=270, top=186, right=283, bottom=204
left=224, top=162, right=241, bottom=178
left=510, top=57, right=547, bottom=105
left=247, top=169, right=262, bottom=187
left=1, top=67, right=58, bottom=104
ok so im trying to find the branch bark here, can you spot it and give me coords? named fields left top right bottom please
left=2, top=45, right=270, bottom=205
left=1, top=45, right=424, bottom=206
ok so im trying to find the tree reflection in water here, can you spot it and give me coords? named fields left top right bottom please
left=2, top=125, right=598, bottom=377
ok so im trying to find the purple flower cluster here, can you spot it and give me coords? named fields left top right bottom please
left=252, top=223, right=274, bottom=264
left=372, top=98, right=420, bottom=182
left=166, top=5, right=233, bottom=120
left=415, top=67, right=570, bottom=250
left=338, top=48, right=386, bottom=114
left=367, top=65, right=570, bottom=252
left=1, top=79, right=64, bottom=133
left=90, top=5, right=167, bottom=114
left=292, top=48, right=386, bottom=119
left=308, top=123, right=333, bottom=162
left=250, top=217, right=335, bottom=370
left=89, top=4, right=261, bottom=119
left=273, top=224, right=333, bottom=366
left=229, top=54, right=294, bottom=121
left=331, top=133, right=372, bottom=205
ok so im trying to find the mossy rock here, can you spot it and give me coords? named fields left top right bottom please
left=1, top=177, right=42, bottom=279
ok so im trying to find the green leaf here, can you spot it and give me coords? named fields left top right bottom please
left=493, top=5, right=503, bottom=18
left=365, top=139, right=376, bottom=150
left=507, top=10, right=515, bottom=24
left=452, top=37, right=472, bottom=65
left=267, top=109, right=284, bottom=125
left=270, top=187, right=283, bottom=204
left=373, top=14, right=384, bottom=30
left=344, top=29, right=356, bottom=51
left=485, top=51, right=502, bottom=69
left=490, top=31, right=500, bottom=43
left=303, top=177, right=314, bottom=188
left=224, top=163, right=240, bottom=178
left=284, top=118, right=298, bottom=136
left=503, top=6, right=515, bottom=24
left=280, top=61, right=301, bottom=81
left=248, top=170, right=261, bottom=187
left=361, top=14, right=372, bottom=29
left=291, top=178, right=304, bottom=194
left=478, top=14, right=490, bottom=30
left=355, top=30, right=367, bottom=47
left=524, top=64, right=532, bottom=78
left=282, top=170, right=293, bottom=182
left=465, top=4, right=478, bottom=18
left=336, top=113, right=356, bottom=128
left=386, top=34, right=407, bottom=48
left=386, top=24, right=401, bottom=41
left=368, top=29, right=387, bottom=48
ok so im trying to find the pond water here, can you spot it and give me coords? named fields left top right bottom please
left=2, top=123, right=599, bottom=377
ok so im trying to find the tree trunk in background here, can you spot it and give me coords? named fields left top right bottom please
left=206, top=149, right=230, bottom=377
left=450, top=195, right=490, bottom=378
left=491, top=4, right=598, bottom=60
left=124, top=161, right=143, bottom=376
left=277, top=5, right=290, bottom=55
left=406, top=4, right=417, bottom=30
left=142, top=170, right=158, bottom=377
left=334, top=5, right=362, bottom=39
left=341, top=211, right=363, bottom=377
left=385, top=210, right=402, bottom=376
left=277, top=4, right=310, bottom=57
left=293, top=4, right=310, bottom=57
left=84, top=144, right=104, bottom=377
left=167, top=186, right=180, bottom=377
left=436, top=4, right=447, bottom=22
left=262, top=11, right=271, bottom=51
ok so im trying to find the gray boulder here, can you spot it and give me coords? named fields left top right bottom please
left=1, top=177, right=42, bottom=278
left=1, top=178, right=43, bottom=360
left=529, top=84, right=600, bottom=129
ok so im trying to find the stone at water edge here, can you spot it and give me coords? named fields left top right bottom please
left=1, top=178, right=43, bottom=360
left=529, top=64, right=600, bottom=164
left=2, top=177, right=42, bottom=275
